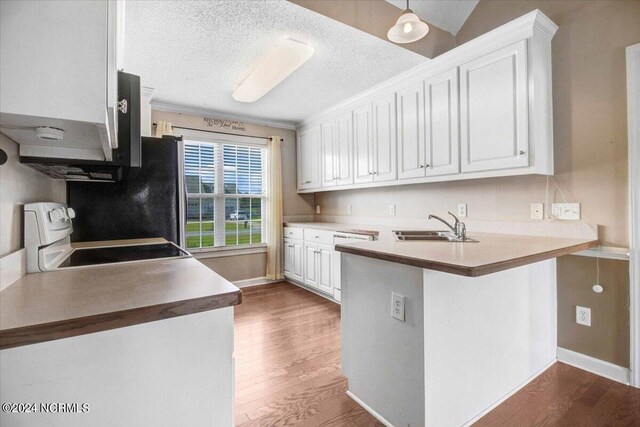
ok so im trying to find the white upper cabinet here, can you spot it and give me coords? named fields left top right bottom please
left=425, top=68, right=460, bottom=177
left=397, top=69, right=459, bottom=180
left=353, top=103, right=374, bottom=184
left=371, top=93, right=397, bottom=182
left=397, top=82, right=426, bottom=180
left=321, top=120, right=337, bottom=187
left=0, top=0, right=123, bottom=161
left=335, top=113, right=354, bottom=186
left=296, top=11, right=557, bottom=193
left=320, top=112, right=353, bottom=188
left=460, top=40, right=529, bottom=173
left=297, top=125, right=321, bottom=190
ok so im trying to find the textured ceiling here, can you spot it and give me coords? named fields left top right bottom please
left=124, top=0, right=426, bottom=125
left=385, top=0, right=479, bottom=35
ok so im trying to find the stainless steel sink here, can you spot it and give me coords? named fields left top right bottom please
left=392, top=230, right=478, bottom=242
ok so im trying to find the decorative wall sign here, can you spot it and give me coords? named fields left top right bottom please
left=203, top=117, right=246, bottom=132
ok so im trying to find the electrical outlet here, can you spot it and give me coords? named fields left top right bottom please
left=391, top=293, right=405, bottom=322
left=457, top=204, right=467, bottom=218
left=389, top=204, right=396, bottom=216
left=347, top=205, right=352, bottom=216
left=530, top=203, right=544, bottom=220
left=576, top=306, right=591, bottom=326
left=552, top=203, right=581, bottom=220
left=315, top=205, right=320, bottom=214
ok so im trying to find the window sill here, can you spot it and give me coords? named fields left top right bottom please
left=190, top=244, right=267, bottom=259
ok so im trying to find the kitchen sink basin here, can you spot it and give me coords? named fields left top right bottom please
left=392, top=230, right=478, bottom=242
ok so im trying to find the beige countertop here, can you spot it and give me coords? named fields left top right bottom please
left=284, top=222, right=379, bottom=237
left=0, top=240, right=241, bottom=350
left=335, top=232, right=598, bottom=277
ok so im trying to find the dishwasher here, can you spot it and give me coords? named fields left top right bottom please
left=332, top=232, right=374, bottom=302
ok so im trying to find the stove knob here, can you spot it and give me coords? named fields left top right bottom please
left=67, top=208, right=76, bottom=219
left=49, top=209, right=63, bottom=222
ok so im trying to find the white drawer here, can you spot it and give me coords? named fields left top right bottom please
left=304, top=228, right=334, bottom=245
left=284, top=227, right=303, bottom=240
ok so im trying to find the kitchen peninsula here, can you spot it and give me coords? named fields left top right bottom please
left=336, top=232, right=597, bottom=427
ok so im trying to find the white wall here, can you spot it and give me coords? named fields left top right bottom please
left=0, top=134, right=66, bottom=257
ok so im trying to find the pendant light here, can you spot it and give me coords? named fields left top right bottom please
left=387, top=0, right=429, bottom=44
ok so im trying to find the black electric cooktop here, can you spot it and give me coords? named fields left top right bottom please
left=58, top=243, right=189, bottom=268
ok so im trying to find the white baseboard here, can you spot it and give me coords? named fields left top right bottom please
left=0, top=249, right=25, bottom=291
left=233, top=277, right=281, bottom=288
left=461, top=359, right=556, bottom=426
left=557, top=347, right=630, bottom=385
left=346, top=391, right=394, bottom=427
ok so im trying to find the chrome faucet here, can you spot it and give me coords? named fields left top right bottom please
left=428, top=211, right=467, bottom=241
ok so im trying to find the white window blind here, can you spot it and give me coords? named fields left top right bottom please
left=184, top=138, right=266, bottom=250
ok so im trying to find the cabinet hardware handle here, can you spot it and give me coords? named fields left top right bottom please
left=372, top=171, right=377, bottom=175
left=425, top=164, right=430, bottom=167
left=519, top=150, right=526, bottom=155
left=315, top=236, right=320, bottom=238
left=419, top=164, right=424, bottom=168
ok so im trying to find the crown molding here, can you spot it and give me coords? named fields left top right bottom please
left=297, top=9, right=558, bottom=129
left=151, top=101, right=297, bottom=130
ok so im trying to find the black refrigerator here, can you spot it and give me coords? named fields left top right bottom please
left=67, top=136, right=182, bottom=245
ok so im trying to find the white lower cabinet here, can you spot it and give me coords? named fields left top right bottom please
left=284, top=227, right=362, bottom=302
left=317, top=243, right=334, bottom=295
left=284, top=238, right=303, bottom=282
left=303, top=242, right=319, bottom=289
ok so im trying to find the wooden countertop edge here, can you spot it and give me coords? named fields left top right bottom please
left=0, top=289, right=242, bottom=350
left=335, top=240, right=599, bottom=277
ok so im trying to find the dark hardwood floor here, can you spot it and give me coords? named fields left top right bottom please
left=235, top=282, right=640, bottom=427
left=475, top=361, right=640, bottom=426
left=234, top=282, right=383, bottom=426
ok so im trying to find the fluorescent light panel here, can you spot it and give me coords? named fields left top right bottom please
left=233, top=38, right=314, bottom=103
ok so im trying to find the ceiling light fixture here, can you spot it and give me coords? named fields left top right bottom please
left=232, top=38, right=314, bottom=103
left=387, top=0, right=429, bottom=44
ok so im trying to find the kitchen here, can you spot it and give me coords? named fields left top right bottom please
left=0, top=0, right=639, bottom=426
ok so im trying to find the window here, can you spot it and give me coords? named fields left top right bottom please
left=183, top=135, right=266, bottom=251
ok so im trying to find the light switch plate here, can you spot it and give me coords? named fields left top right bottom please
left=347, top=205, right=352, bottom=216
left=391, top=292, right=405, bottom=322
left=552, top=203, right=580, bottom=220
left=457, top=204, right=467, bottom=218
left=389, top=204, right=396, bottom=216
left=315, top=205, right=320, bottom=214
left=530, top=203, right=544, bottom=220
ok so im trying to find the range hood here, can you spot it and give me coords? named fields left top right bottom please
left=20, top=72, right=142, bottom=181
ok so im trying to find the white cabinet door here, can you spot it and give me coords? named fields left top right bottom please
left=297, top=126, right=321, bottom=190
left=321, top=120, right=337, bottom=187
left=353, top=103, right=374, bottom=184
left=317, top=244, right=334, bottom=295
left=460, top=40, right=529, bottom=173
left=335, top=112, right=354, bottom=186
left=303, top=242, right=318, bottom=288
left=284, top=238, right=293, bottom=276
left=397, top=82, right=426, bottom=180
left=372, top=93, right=398, bottom=182
left=291, top=239, right=304, bottom=282
left=425, top=68, right=460, bottom=177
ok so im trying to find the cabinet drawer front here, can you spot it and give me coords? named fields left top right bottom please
left=304, top=228, right=334, bottom=245
left=284, top=227, right=304, bottom=240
